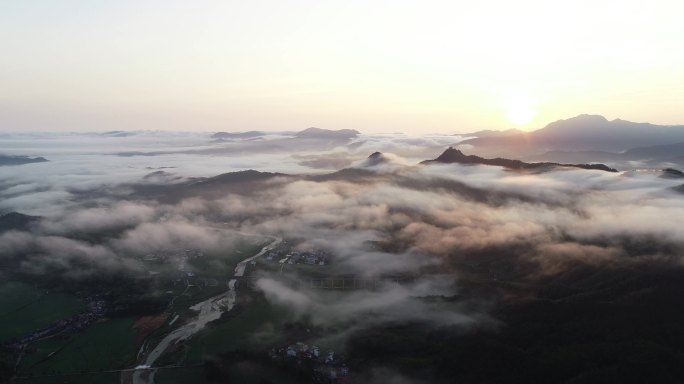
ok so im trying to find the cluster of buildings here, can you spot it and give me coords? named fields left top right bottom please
left=270, top=342, right=350, bottom=383
left=264, top=245, right=332, bottom=266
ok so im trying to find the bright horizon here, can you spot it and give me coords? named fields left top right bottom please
left=2, top=0, right=683, bottom=133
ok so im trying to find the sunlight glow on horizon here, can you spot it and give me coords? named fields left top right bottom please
left=502, top=91, right=538, bottom=127
left=1, top=0, right=683, bottom=133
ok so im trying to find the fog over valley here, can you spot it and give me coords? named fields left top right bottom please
left=4, top=0, right=684, bottom=381
left=2, top=119, right=684, bottom=383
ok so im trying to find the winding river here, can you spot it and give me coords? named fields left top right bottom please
left=128, top=235, right=281, bottom=384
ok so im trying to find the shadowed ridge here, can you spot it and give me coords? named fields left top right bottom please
left=0, top=212, right=40, bottom=233
left=0, top=154, right=49, bottom=166
left=422, top=147, right=618, bottom=172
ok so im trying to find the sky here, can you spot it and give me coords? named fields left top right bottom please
left=1, top=0, right=683, bottom=133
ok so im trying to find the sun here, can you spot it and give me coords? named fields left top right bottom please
left=503, top=93, right=537, bottom=126
left=507, top=105, right=537, bottom=126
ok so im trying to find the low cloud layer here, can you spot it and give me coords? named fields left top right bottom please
left=255, top=274, right=472, bottom=327
left=2, top=131, right=684, bottom=347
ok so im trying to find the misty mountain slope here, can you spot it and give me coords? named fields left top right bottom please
left=0, top=212, right=40, bottom=233
left=307, top=168, right=384, bottom=182
left=115, top=127, right=362, bottom=158
left=459, top=128, right=524, bottom=138
left=363, top=151, right=388, bottom=167
left=673, top=184, right=684, bottom=194
left=422, top=147, right=618, bottom=172
left=304, top=151, right=410, bottom=181
left=4, top=135, right=684, bottom=384
left=141, top=170, right=186, bottom=183
left=128, top=169, right=292, bottom=203
left=303, top=152, right=567, bottom=207
left=172, top=169, right=291, bottom=200
left=309, top=167, right=561, bottom=208
left=0, top=154, right=49, bottom=166
left=99, top=130, right=139, bottom=137
left=461, top=114, right=684, bottom=157
left=661, top=168, right=684, bottom=179
left=210, top=131, right=265, bottom=140
left=392, top=175, right=570, bottom=208
left=525, top=141, right=684, bottom=168
left=295, top=127, right=360, bottom=140
left=188, top=169, right=286, bottom=187
left=623, top=141, right=684, bottom=160
left=523, top=150, right=624, bottom=165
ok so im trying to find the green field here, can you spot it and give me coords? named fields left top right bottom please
left=14, top=371, right=120, bottom=384
left=154, top=362, right=301, bottom=384
left=0, top=281, right=84, bottom=342
left=18, top=317, right=138, bottom=376
left=153, top=366, right=205, bottom=384
left=3, top=235, right=284, bottom=383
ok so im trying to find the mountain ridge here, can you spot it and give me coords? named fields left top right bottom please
left=422, top=147, right=618, bottom=172
left=461, top=114, right=684, bottom=157
left=295, top=127, right=360, bottom=140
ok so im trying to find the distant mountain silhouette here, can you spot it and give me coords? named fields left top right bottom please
left=295, top=127, right=360, bottom=140
left=422, top=147, right=617, bottom=172
left=0, top=154, right=48, bottom=166
left=623, top=142, right=684, bottom=160
left=526, top=141, right=684, bottom=168
left=458, top=128, right=523, bottom=138
left=461, top=114, right=684, bottom=157
left=100, top=130, right=138, bottom=137
left=211, top=131, right=265, bottom=140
